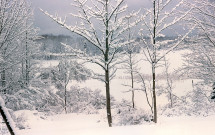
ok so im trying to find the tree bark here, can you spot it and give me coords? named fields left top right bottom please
left=152, top=66, right=157, bottom=123
left=131, top=69, right=135, bottom=108
left=64, top=83, right=67, bottom=114
left=1, top=68, right=6, bottom=88
left=105, top=69, right=112, bottom=127
left=152, top=0, right=157, bottom=123
left=25, top=29, right=29, bottom=86
left=1, top=67, right=6, bottom=94
left=105, top=0, right=112, bottom=127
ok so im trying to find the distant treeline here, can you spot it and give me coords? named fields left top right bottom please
left=35, top=34, right=190, bottom=60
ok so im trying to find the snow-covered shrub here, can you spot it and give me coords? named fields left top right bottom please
left=2, top=86, right=63, bottom=114
left=161, top=82, right=215, bottom=116
left=15, top=112, right=29, bottom=130
left=161, top=94, right=192, bottom=116
left=52, top=60, right=91, bottom=86
left=189, top=83, right=215, bottom=116
left=114, top=100, right=151, bottom=126
left=0, top=122, right=9, bottom=135
left=0, top=66, right=65, bottom=114
left=2, top=68, right=62, bottom=112
left=57, top=87, right=106, bottom=114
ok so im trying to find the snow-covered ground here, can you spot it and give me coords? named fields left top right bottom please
left=15, top=110, right=215, bottom=135
left=1, top=50, right=214, bottom=135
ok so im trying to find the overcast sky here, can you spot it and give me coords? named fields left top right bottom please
left=29, top=0, right=152, bottom=35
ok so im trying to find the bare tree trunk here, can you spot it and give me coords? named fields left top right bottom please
left=129, top=51, right=135, bottom=108
left=169, top=92, right=173, bottom=108
left=21, top=60, right=24, bottom=88
left=0, top=106, right=15, bottom=135
left=131, top=66, right=135, bottom=108
left=105, top=0, right=112, bottom=127
left=152, top=0, right=157, bottom=123
left=127, top=17, right=135, bottom=109
left=64, top=84, right=67, bottom=114
left=105, top=69, right=112, bottom=127
left=152, top=65, right=157, bottom=123
left=1, top=68, right=6, bottom=88
left=64, top=74, right=68, bottom=114
left=132, top=89, right=134, bottom=108
left=25, top=29, right=29, bottom=86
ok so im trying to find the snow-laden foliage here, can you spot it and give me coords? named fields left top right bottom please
left=1, top=59, right=104, bottom=116
left=56, top=60, right=91, bottom=83
left=2, top=86, right=62, bottom=113
left=187, top=0, right=215, bottom=46
left=114, top=100, right=151, bottom=126
left=189, top=83, right=215, bottom=116
left=0, top=1, right=39, bottom=133
left=0, top=0, right=39, bottom=94
left=182, top=0, right=215, bottom=84
left=180, top=1, right=215, bottom=109
left=161, top=82, right=215, bottom=116
left=56, top=87, right=106, bottom=114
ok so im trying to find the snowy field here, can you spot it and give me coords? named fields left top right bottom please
left=1, top=50, right=214, bottom=135
left=14, top=110, right=215, bottom=135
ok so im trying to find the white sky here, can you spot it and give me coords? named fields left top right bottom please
left=29, top=0, right=151, bottom=35
left=29, top=0, right=187, bottom=36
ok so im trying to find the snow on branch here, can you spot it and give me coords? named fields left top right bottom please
left=156, top=24, right=197, bottom=63
left=156, top=8, right=193, bottom=36
left=108, top=0, right=125, bottom=21
left=40, top=8, right=104, bottom=53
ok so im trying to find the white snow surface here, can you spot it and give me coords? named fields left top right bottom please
left=16, top=110, right=215, bottom=135
left=2, top=50, right=213, bottom=135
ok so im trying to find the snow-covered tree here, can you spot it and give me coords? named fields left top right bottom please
left=52, top=58, right=91, bottom=114
left=189, top=0, right=215, bottom=47
left=182, top=37, right=215, bottom=83
left=191, top=84, right=211, bottom=115
left=0, top=0, right=38, bottom=93
left=182, top=0, right=215, bottom=83
left=42, top=0, right=139, bottom=127
left=181, top=1, right=215, bottom=107
left=136, top=72, right=153, bottom=114
left=121, top=15, right=140, bottom=109
left=163, top=56, right=174, bottom=108
left=20, top=4, right=39, bottom=87
left=0, top=1, right=39, bottom=133
left=139, top=0, right=195, bottom=123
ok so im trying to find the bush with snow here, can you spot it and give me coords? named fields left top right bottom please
left=161, top=82, right=215, bottom=117
left=57, top=87, right=106, bottom=114
left=114, top=100, right=151, bottom=126
left=15, top=113, right=29, bottom=130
